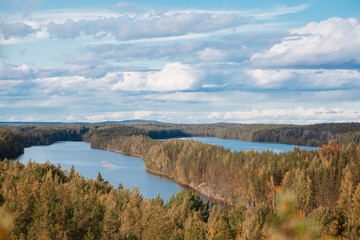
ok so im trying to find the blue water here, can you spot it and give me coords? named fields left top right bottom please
left=14, top=139, right=317, bottom=201
left=178, top=137, right=318, bottom=153
left=15, top=141, right=184, bottom=201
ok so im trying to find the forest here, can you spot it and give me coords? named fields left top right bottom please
left=1, top=122, right=360, bottom=239
left=1, top=143, right=360, bottom=239
left=1, top=122, right=360, bottom=159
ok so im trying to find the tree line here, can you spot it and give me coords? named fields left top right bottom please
left=1, top=122, right=360, bottom=238
left=87, top=127, right=360, bottom=238
left=0, top=125, right=88, bottom=160
left=2, top=156, right=360, bottom=239
left=2, top=122, right=360, bottom=160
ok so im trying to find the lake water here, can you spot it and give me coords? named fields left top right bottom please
left=178, top=137, right=318, bottom=153
left=15, top=141, right=184, bottom=201
left=14, top=138, right=317, bottom=201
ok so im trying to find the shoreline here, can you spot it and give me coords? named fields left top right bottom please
left=145, top=168, right=227, bottom=205
left=93, top=145, right=227, bottom=204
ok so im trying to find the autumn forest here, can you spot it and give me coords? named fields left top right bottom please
left=1, top=122, right=360, bottom=239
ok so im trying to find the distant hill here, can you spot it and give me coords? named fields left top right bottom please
left=97, top=119, right=167, bottom=125
left=0, top=122, right=79, bottom=126
left=0, top=120, right=165, bottom=126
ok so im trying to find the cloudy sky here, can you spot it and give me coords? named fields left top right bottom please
left=0, top=0, right=359, bottom=123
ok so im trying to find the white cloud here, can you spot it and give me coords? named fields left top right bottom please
left=15, top=107, right=358, bottom=124
left=246, top=69, right=293, bottom=88
left=29, top=63, right=203, bottom=93
left=133, top=111, right=152, bottom=119
left=0, top=4, right=307, bottom=44
left=0, top=37, right=22, bottom=45
left=0, top=80, right=24, bottom=88
left=145, top=92, right=224, bottom=102
left=251, top=17, right=360, bottom=67
left=0, top=22, right=36, bottom=39
left=0, top=62, right=33, bottom=80
left=246, top=69, right=360, bottom=89
left=2, top=95, right=77, bottom=108
left=33, top=76, right=88, bottom=93
left=111, top=62, right=203, bottom=91
left=197, top=48, right=227, bottom=62
left=209, top=107, right=360, bottom=123
left=0, top=80, right=24, bottom=95
left=45, top=12, right=246, bottom=41
left=201, top=83, right=228, bottom=88
left=32, top=73, right=120, bottom=94
left=84, top=111, right=153, bottom=122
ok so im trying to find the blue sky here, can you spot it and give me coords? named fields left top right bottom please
left=0, top=0, right=360, bottom=123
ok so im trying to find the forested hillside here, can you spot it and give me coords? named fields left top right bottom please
left=2, top=159, right=360, bottom=239
left=1, top=122, right=360, bottom=239
left=92, top=122, right=360, bottom=146
left=89, top=133, right=360, bottom=205
left=338, top=131, right=360, bottom=145
left=1, top=122, right=360, bottom=160
left=140, top=122, right=360, bottom=146
left=0, top=128, right=24, bottom=159
left=0, top=125, right=88, bottom=160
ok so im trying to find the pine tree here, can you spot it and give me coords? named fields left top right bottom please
left=96, top=172, right=104, bottom=182
left=184, top=212, right=207, bottom=240
left=351, top=183, right=360, bottom=238
left=120, top=186, right=143, bottom=239
left=266, top=175, right=275, bottom=209
left=102, top=190, right=121, bottom=240
left=338, top=166, right=354, bottom=238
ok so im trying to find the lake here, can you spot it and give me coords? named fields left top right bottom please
left=15, top=141, right=185, bottom=201
left=178, top=137, right=318, bottom=153
left=14, top=138, right=317, bottom=201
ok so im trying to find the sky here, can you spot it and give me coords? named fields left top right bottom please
left=0, top=0, right=359, bottom=124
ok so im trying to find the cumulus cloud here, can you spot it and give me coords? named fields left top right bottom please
left=142, top=89, right=278, bottom=105
left=0, top=4, right=307, bottom=44
left=32, top=73, right=122, bottom=94
left=78, top=41, right=249, bottom=63
left=0, top=80, right=25, bottom=95
left=68, top=63, right=112, bottom=78
left=46, top=12, right=247, bottom=41
left=28, top=62, right=203, bottom=93
left=111, top=62, right=203, bottom=91
left=209, top=107, right=360, bottom=123
left=32, top=76, right=89, bottom=94
left=19, top=107, right=359, bottom=124
left=0, top=62, right=33, bottom=80
left=0, top=22, right=36, bottom=39
left=246, top=69, right=360, bottom=89
left=83, top=110, right=224, bottom=123
left=251, top=17, right=360, bottom=67
left=0, top=95, right=78, bottom=109
left=84, top=111, right=153, bottom=122
left=197, top=48, right=227, bottom=61
left=47, top=19, right=83, bottom=39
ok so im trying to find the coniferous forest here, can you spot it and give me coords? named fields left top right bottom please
left=1, top=122, right=360, bottom=239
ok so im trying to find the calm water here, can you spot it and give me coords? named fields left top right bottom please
left=14, top=139, right=317, bottom=201
left=178, top=137, right=318, bottom=153
left=15, top=141, right=184, bottom=201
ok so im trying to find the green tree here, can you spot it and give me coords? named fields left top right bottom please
left=351, top=183, right=360, bottom=238
left=338, top=166, right=354, bottom=237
